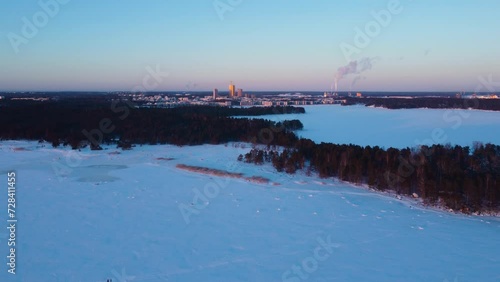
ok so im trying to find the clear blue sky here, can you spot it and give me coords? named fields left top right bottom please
left=1, top=0, right=500, bottom=92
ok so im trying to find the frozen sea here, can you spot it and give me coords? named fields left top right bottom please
left=242, top=105, right=500, bottom=148
left=0, top=106, right=499, bottom=282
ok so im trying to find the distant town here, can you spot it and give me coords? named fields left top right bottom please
left=1, top=81, right=498, bottom=108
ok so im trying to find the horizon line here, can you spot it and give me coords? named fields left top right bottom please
left=0, top=90, right=486, bottom=94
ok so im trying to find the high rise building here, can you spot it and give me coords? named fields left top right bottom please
left=229, top=81, right=236, bottom=97
left=213, top=88, right=218, bottom=99
left=237, top=88, right=243, bottom=97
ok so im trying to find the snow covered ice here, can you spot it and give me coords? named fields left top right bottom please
left=240, top=105, right=500, bottom=148
left=0, top=105, right=499, bottom=281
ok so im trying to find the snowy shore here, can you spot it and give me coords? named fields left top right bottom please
left=0, top=140, right=499, bottom=282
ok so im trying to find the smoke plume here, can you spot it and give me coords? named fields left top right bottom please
left=334, top=57, right=378, bottom=91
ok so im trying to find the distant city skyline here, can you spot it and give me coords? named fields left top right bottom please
left=1, top=0, right=500, bottom=92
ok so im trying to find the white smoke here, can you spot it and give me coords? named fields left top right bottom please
left=335, top=57, right=378, bottom=91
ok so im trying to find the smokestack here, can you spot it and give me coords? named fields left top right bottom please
left=335, top=78, right=338, bottom=93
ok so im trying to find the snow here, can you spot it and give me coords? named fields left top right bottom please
left=0, top=140, right=499, bottom=282
left=240, top=105, right=500, bottom=148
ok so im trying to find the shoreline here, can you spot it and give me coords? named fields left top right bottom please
left=2, top=140, right=498, bottom=217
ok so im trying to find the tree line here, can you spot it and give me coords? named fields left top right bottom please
left=241, top=140, right=500, bottom=213
left=1, top=97, right=498, bottom=213
left=344, top=97, right=500, bottom=111
left=0, top=99, right=303, bottom=150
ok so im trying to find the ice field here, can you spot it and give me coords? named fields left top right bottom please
left=0, top=140, right=499, bottom=282
left=241, top=105, right=500, bottom=148
left=1, top=105, right=500, bottom=281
